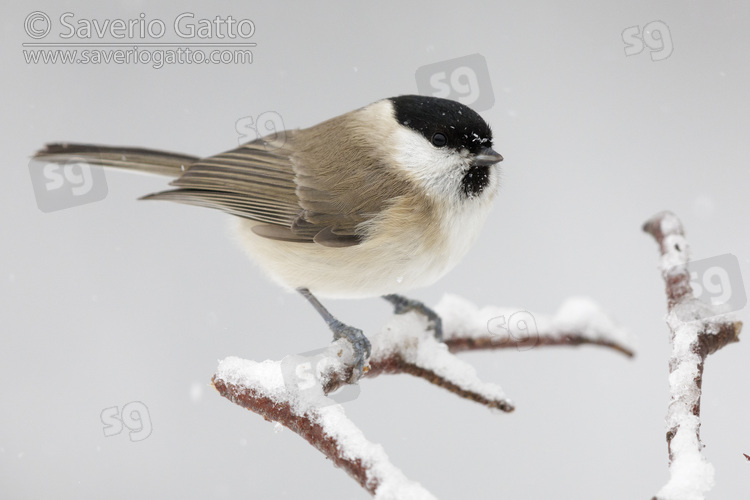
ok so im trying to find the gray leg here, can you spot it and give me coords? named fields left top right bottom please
left=382, top=294, right=443, bottom=341
left=297, top=288, right=371, bottom=382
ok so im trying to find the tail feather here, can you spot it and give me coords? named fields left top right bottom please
left=33, top=143, right=199, bottom=178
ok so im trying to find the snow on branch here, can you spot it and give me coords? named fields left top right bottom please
left=212, top=295, right=633, bottom=498
left=213, top=353, right=436, bottom=499
left=644, top=211, right=743, bottom=500
left=437, top=294, right=634, bottom=358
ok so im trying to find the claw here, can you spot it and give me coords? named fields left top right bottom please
left=383, top=294, right=443, bottom=342
left=329, top=320, right=371, bottom=382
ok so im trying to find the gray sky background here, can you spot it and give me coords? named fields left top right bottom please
left=2, top=1, right=748, bottom=498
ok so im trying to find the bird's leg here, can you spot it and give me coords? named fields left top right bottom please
left=297, top=287, right=371, bottom=382
left=382, top=294, right=443, bottom=342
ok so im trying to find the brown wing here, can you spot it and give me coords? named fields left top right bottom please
left=143, top=134, right=301, bottom=227
left=142, top=117, right=406, bottom=247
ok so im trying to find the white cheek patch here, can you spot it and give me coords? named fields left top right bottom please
left=391, top=127, right=467, bottom=200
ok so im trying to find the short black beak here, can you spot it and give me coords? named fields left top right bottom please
left=472, top=147, right=504, bottom=167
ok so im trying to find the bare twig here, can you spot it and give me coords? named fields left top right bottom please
left=212, top=295, right=633, bottom=497
left=644, top=211, right=743, bottom=500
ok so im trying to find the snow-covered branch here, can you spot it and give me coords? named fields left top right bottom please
left=643, top=211, right=743, bottom=500
left=212, top=295, right=632, bottom=497
left=213, top=353, right=436, bottom=499
left=438, top=294, right=634, bottom=358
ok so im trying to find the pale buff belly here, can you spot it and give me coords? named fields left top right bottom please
left=230, top=198, right=494, bottom=299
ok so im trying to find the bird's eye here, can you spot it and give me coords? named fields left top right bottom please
left=431, top=133, right=447, bottom=147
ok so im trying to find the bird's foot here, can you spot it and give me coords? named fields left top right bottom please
left=328, top=319, right=372, bottom=383
left=297, top=287, right=371, bottom=383
left=382, top=294, right=443, bottom=342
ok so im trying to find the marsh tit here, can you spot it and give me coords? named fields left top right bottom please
left=34, top=95, right=504, bottom=380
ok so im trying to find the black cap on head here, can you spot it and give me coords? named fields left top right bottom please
left=389, top=95, right=493, bottom=154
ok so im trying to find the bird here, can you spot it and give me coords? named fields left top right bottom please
left=34, top=95, right=504, bottom=381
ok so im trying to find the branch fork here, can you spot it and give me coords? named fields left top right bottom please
left=213, top=294, right=633, bottom=497
left=644, top=211, right=742, bottom=500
